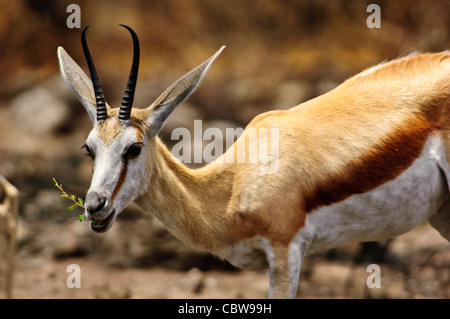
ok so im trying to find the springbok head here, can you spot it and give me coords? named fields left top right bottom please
left=58, top=25, right=224, bottom=232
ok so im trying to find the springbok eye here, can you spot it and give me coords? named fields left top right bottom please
left=124, top=142, right=143, bottom=160
left=83, top=143, right=95, bottom=159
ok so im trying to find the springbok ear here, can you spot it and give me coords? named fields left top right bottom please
left=57, top=46, right=108, bottom=123
left=147, top=46, right=225, bottom=137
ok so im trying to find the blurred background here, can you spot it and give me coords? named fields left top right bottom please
left=0, top=0, right=449, bottom=298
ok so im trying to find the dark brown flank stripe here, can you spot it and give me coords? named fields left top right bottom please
left=303, top=117, right=435, bottom=213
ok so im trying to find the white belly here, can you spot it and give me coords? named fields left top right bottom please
left=301, top=135, right=450, bottom=255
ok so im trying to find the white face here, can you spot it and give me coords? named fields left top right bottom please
left=83, top=120, right=148, bottom=232
left=58, top=43, right=224, bottom=233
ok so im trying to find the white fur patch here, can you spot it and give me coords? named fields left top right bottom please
left=298, top=135, right=449, bottom=255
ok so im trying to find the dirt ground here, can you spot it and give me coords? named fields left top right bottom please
left=11, top=218, right=450, bottom=299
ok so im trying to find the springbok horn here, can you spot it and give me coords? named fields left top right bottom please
left=81, top=26, right=108, bottom=122
left=118, top=24, right=140, bottom=122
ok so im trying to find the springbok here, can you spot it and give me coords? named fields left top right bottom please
left=57, top=25, right=450, bottom=298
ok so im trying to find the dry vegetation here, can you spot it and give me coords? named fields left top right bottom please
left=0, top=0, right=449, bottom=299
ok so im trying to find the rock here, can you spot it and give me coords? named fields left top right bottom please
left=310, top=262, right=351, bottom=286
left=32, top=189, right=68, bottom=221
left=17, top=218, right=90, bottom=260
left=9, top=86, right=71, bottom=135
left=93, top=284, right=131, bottom=299
left=177, top=267, right=205, bottom=294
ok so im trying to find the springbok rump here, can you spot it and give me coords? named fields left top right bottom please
left=57, top=25, right=450, bottom=298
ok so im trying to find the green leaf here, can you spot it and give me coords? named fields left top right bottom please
left=54, top=178, right=87, bottom=222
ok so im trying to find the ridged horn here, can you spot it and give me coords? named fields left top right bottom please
left=118, top=24, right=140, bottom=122
left=81, top=26, right=108, bottom=122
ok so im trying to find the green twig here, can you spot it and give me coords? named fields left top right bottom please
left=53, top=178, right=86, bottom=222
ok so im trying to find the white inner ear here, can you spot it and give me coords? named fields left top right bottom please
left=57, top=46, right=97, bottom=123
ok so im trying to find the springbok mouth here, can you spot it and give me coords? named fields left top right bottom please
left=90, top=210, right=116, bottom=233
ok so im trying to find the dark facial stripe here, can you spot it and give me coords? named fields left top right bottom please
left=303, top=117, right=435, bottom=213
left=111, top=163, right=128, bottom=204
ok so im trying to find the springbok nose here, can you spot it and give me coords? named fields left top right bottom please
left=85, top=190, right=107, bottom=217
